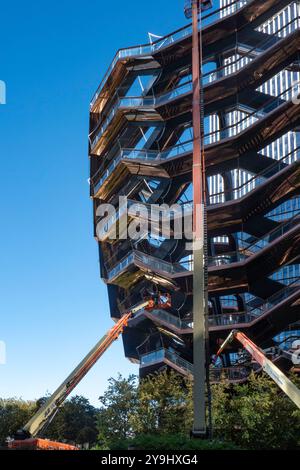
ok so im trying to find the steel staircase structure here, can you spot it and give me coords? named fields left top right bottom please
left=89, top=0, right=300, bottom=380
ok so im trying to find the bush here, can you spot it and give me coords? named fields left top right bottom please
left=212, top=373, right=300, bottom=449
left=95, top=371, right=300, bottom=450
left=0, top=398, right=36, bottom=446
left=108, top=434, right=240, bottom=450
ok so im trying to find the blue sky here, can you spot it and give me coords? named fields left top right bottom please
left=0, top=0, right=188, bottom=406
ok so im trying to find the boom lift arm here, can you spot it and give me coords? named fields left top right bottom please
left=16, top=296, right=170, bottom=441
left=214, top=330, right=300, bottom=409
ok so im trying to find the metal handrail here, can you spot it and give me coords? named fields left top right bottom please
left=208, top=213, right=300, bottom=266
left=203, top=82, right=300, bottom=143
left=208, top=147, right=300, bottom=203
left=91, top=7, right=299, bottom=111
left=92, top=140, right=299, bottom=209
left=106, top=250, right=193, bottom=281
left=249, top=280, right=300, bottom=316
left=134, top=308, right=192, bottom=331
left=90, top=77, right=300, bottom=151
left=202, top=15, right=300, bottom=86
left=96, top=199, right=192, bottom=241
left=92, top=17, right=299, bottom=145
left=107, top=209, right=300, bottom=277
left=140, top=348, right=255, bottom=381
left=90, top=81, right=193, bottom=150
left=90, top=0, right=249, bottom=108
left=91, top=139, right=194, bottom=192
left=208, top=281, right=300, bottom=326
left=237, top=213, right=300, bottom=254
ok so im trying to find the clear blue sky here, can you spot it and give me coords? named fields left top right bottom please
left=0, top=0, right=188, bottom=406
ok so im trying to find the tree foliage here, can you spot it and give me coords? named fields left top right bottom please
left=0, top=395, right=98, bottom=448
left=1, top=371, right=300, bottom=450
left=212, top=372, right=300, bottom=449
left=46, top=395, right=98, bottom=446
left=130, top=370, right=193, bottom=436
left=0, top=398, right=36, bottom=447
left=95, top=371, right=300, bottom=450
left=97, top=374, right=137, bottom=448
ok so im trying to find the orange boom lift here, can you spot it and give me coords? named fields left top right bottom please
left=214, top=330, right=300, bottom=409
left=9, top=295, right=171, bottom=451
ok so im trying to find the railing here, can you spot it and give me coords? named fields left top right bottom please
left=208, top=312, right=257, bottom=327
left=134, top=308, right=192, bottom=331
left=107, top=250, right=193, bottom=281
left=237, top=214, right=300, bottom=254
left=220, top=0, right=248, bottom=17
left=92, top=153, right=123, bottom=195
left=96, top=199, right=193, bottom=242
left=204, top=16, right=300, bottom=86
left=106, top=207, right=300, bottom=277
left=124, top=273, right=300, bottom=333
left=135, top=251, right=193, bottom=275
left=140, top=348, right=166, bottom=367
left=274, top=333, right=300, bottom=352
left=90, top=0, right=249, bottom=108
left=91, top=75, right=299, bottom=152
left=140, top=348, right=254, bottom=381
left=208, top=146, right=300, bottom=204
left=96, top=202, right=129, bottom=241
left=92, top=20, right=300, bottom=152
left=91, top=6, right=299, bottom=112
left=140, top=348, right=193, bottom=374
left=90, top=81, right=192, bottom=150
left=249, top=279, right=300, bottom=316
left=203, top=82, right=299, bottom=145
left=209, top=213, right=300, bottom=266
left=209, top=366, right=252, bottom=382
left=210, top=280, right=300, bottom=327
left=208, top=251, right=247, bottom=266
left=134, top=282, right=300, bottom=331
left=110, top=270, right=300, bottom=334
left=92, top=140, right=299, bottom=209
left=184, top=0, right=215, bottom=18
left=95, top=20, right=300, bottom=156
left=91, top=140, right=194, bottom=195
left=107, top=252, right=135, bottom=281
left=165, top=349, right=194, bottom=374
left=107, top=208, right=300, bottom=277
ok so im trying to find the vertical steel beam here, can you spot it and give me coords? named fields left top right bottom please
left=191, top=0, right=207, bottom=436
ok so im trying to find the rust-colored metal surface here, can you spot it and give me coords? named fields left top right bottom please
left=89, top=0, right=300, bottom=391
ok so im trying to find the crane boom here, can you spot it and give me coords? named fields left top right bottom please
left=17, top=298, right=167, bottom=441
left=214, top=330, right=300, bottom=409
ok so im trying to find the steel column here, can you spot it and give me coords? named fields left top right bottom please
left=191, top=0, right=207, bottom=436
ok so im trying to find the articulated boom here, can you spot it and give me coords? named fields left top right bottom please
left=10, top=295, right=170, bottom=449
left=215, top=330, right=300, bottom=410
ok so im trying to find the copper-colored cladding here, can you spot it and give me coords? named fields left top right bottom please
left=191, top=0, right=208, bottom=435
left=103, top=216, right=300, bottom=292
left=90, top=0, right=291, bottom=115
left=90, top=0, right=300, bottom=404
left=91, top=94, right=300, bottom=199
left=192, top=1, right=204, bottom=236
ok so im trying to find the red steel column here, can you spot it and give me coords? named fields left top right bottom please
left=191, top=0, right=207, bottom=436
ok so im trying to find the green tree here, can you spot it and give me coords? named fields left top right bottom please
left=212, top=373, right=300, bottom=449
left=97, top=374, right=138, bottom=448
left=130, top=370, right=193, bottom=436
left=46, top=395, right=98, bottom=447
left=0, top=398, right=36, bottom=446
left=96, top=370, right=300, bottom=450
